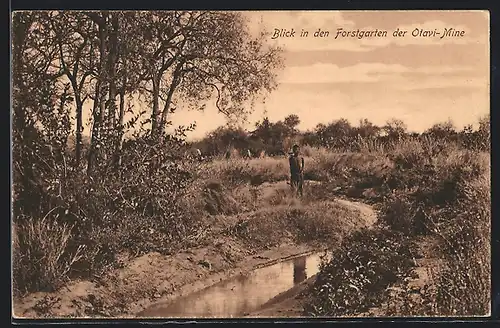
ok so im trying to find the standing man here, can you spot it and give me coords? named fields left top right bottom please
left=289, top=144, right=304, bottom=196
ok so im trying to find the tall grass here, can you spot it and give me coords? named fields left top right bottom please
left=433, top=161, right=491, bottom=315
left=197, top=156, right=290, bottom=187
left=12, top=214, right=85, bottom=295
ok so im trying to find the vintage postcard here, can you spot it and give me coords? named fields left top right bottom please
left=11, top=10, right=490, bottom=319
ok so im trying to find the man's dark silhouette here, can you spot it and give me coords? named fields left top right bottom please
left=289, top=144, right=304, bottom=196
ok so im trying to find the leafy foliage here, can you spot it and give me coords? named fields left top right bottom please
left=306, top=228, right=415, bottom=316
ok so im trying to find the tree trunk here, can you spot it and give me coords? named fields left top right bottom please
left=65, top=72, right=85, bottom=168
left=12, top=15, right=29, bottom=148
left=107, top=13, right=119, bottom=129
left=75, top=96, right=83, bottom=166
left=159, top=65, right=182, bottom=137
left=159, top=89, right=173, bottom=138
left=87, top=77, right=101, bottom=176
left=65, top=70, right=84, bottom=168
left=87, top=16, right=108, bottom=176
left=115, top=87, right=126, bottom=172
left=12, top=14, right=36, bottom=216
left=151, top=74, right=161, bottom=139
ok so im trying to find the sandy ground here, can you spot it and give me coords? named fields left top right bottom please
left=12, top=185, right=378, bottom=319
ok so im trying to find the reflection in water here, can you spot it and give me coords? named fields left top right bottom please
left=293, top=256, right=307, bottom=284
left=140, top=251, right=328, bottom=318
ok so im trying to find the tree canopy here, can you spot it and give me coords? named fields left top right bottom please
left=12, top=10, right=284, bottom=176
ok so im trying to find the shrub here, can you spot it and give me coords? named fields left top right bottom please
left=67, top=137, right=198, bottom=273
left=367, top=147, right=490, bottom=316
left=435, top=257, right=490, bottom=316
left=13, top=134, right=199, bottom=285
left=379, top=192, right=421, bottom=234
left=305, top=228, right=415, bottom=317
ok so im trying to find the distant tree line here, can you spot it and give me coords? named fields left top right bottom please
left=190, top=114, right=490, bottom=157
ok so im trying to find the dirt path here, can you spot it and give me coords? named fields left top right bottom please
left=13, top=186, right=378, bottom=319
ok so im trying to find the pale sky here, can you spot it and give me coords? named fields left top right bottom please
left=78, top=10, right=489, bottom=140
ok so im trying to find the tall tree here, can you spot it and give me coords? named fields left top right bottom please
left=49, top=11, right=95, bottom=167
left=383, top=118, right=408, bottom=139
left=356, top=118, right=381, bottom=138
left=284, top=114, right=301, bottom=132
left=13, top=11, right=284, bottom=178
left=135, top=11, right=283, bottom=139
left=112, top=12, right=145, bottom=171
left=86, top=11, right=109, bottom=176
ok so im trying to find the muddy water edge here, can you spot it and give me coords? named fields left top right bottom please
left=136, top=250, right=330, bottom=318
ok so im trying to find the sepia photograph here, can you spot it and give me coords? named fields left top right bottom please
left=11, top=10, right=491, bottom=319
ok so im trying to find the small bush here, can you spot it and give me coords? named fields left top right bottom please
left=435, top=258, right=490, bottom=316
left=381, top=278, right=440, bottom=316
left=305, top=228, right=415, bottom=317
left=201, top=181, right=243, bottom=215
left=379, top=193, right=420, bottom=234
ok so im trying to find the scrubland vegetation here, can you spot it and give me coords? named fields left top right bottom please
left=12, top=10, right=490, bottom=318
left=303, top=121, right=491, bottom=317
left=13, top=110, right=490, bottom=318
